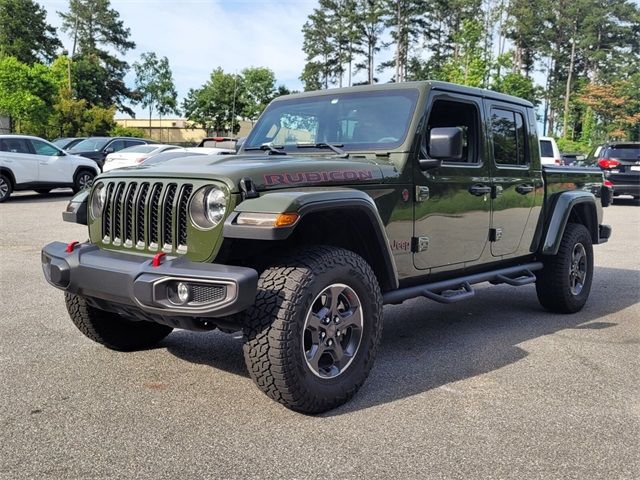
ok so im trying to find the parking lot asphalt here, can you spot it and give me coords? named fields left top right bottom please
left=1, top=190, right=639, bottom=479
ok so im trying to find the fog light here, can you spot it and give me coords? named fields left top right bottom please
left=177, top=282, right=190, bottom=303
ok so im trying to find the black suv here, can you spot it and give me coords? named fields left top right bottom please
left=68, top=137, right=156, bottom=170
left=587, top=142, right=640, bottom=199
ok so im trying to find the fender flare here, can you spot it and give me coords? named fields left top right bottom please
left=541, top=190, right=598, bottom=255
left=0, top=167, right=16, bottom=187
left=223, top=188, right=399, bottom=290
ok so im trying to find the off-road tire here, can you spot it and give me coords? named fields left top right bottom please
left=65, top=292, right=173, bottom=351
left=242, top=246, right=383, bottom=414
left=35, top=189, right=51, bottom=194
left=0, top=174, right=12, bottom=202
left=536, top=223, right=593, bottom=313
left=72, top=170, right=95, bottom=193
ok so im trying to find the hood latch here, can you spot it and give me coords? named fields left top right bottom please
left=240, top=177, right=259, bottom=200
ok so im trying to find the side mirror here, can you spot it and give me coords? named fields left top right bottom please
left=104, top=147, right=114, bottom=154
left=429, top=127, right=463, bottom=160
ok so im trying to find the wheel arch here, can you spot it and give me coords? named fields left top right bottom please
left=223, top=189, right=399, bottom=292
left=540, top=191, right=599, bottom=255
left=0, top=167, right=16, bottom=188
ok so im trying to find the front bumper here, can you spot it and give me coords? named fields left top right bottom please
left=41, top=242, right=258, bottom=319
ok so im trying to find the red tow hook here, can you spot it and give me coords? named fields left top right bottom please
left=65, top=241, right=80, bottom=253
left=152, top=252, right=166, bottom=267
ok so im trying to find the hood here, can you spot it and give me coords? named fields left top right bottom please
left=71, top=150, right=103, bottom=159
left=97, top=153, right=398, bottom=192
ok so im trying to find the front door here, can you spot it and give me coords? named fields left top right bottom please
left=484, top=102, right=538, bottom=257
left=30, top=138, right=70, bottom=184
left=414, top=93, right=491, bottom=270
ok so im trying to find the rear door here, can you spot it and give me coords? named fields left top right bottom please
left=0, top=137, right=38, bottom=184
left=413, top=92, right=491, bottom=270
left=30, top=138, right=70, bottom=184
left=485, top=101, right=538, bottom=257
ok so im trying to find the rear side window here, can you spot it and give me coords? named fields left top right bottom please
left=491, top=108, right=528, bottom=166
left=124, top=140, right=144, bottom=149
left=108, top=139, right=127, bottom=151
left=0, top=138, right=31, bottom=154
left=540, top=140, right=554, bottom=158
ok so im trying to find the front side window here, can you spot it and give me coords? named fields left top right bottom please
left=244, top=89, right=419, bottom=152
left=30, top=139, right=61, bottom=156
left=425, top=99, right=480, bottom=164
left=491, top=108, right=528, bottom=166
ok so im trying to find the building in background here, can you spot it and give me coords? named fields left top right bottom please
left=115, top=118, right=253, bottom=145
left=0, top=116, right=10, bottom=134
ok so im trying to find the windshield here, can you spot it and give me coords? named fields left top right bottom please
left=244, top=89, right=419, bottom=152
left=52, top=138, right=70, bottom=148
left=70, top=138, right=109, bottom=151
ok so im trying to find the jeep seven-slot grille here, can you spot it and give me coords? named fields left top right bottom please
left=101, top=181, right=194, bottom=253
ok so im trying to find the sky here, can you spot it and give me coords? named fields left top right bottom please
left=37, top=0, right=334, bottom=118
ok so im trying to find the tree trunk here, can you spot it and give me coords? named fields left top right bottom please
left=562, top=22, right=577, bottom=139
left=395, top=0, right=401, bottom=82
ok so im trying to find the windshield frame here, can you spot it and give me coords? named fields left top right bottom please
left=243, top=88, right=420, bottom=154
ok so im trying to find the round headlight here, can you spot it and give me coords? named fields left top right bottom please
left=189, top=185, right=227, bottom=229
left=90, top=183, right=106, bottom=219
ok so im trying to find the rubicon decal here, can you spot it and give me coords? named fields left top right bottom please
left=264, top=170, right=375, bottom=186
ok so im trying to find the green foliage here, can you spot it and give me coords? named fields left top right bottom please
left=133, top=52, right=179, bottom=123
left=110, top=125, right=145, bottom=138
left=59, top=0, right=136, bottom=114
left=182, top=67, right=242, bottom=135
left=0, top=0, right=61, bottom=65
left=491, top=54, right=540, bottom=105
left=440, top=19, right=486, bottom=88
left=240, top=67, right=276, bottom=122
left=0, top=56, right=57, bottom=135
left=47, top=88, right=115, bottom=138
left=556, top=137, right=590, bottom=155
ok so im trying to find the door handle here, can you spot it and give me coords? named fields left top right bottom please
left=468, top=184, right=491, bottom=196
left=515, top=184, right=534, bottom=194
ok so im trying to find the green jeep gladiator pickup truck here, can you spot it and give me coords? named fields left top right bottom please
left=42, top=81, right=612, bottom=413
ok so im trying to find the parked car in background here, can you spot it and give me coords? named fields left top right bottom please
left=0, top=135, right=99, bottom=202
left=102, top=144, right=182, bottom=172
left=51, top=137, right=85, bottom=151
left=587, top=142, right=640, bottom=199
left=560, top=152, right=586, bottom=166
left=184, top=146, right=235, bottom=155
left=196, top=136, right=237, bottom=149
left=539, top=136, right=561, bottom=165
left=141, top=150, right=208, bottom=166
left=68, top=137, right=156, bottom=170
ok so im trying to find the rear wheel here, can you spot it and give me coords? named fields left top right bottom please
left=242, top=246, right=383, bottom=413
left=73, top=170, right=95, bottom=193
left=65, top=293, right=173, bottom=351
left=536, top=223, right=593, bottom=313
left=0, top=174, right=12, bottom=202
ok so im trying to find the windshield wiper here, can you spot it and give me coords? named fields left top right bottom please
left=296, top=142, right=349, bottom=158
left=244, top=143, right=287, bottom=155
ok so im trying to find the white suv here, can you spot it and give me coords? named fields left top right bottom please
left=0, top=135, right=100, bottom=202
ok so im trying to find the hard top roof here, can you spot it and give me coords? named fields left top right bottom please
left=274, top=80, right=534, bottom=108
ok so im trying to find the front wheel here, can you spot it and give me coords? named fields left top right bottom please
left=73, top=170, right=95, bottom=193
left=242, top=246, right=383, bottom=414
left=536, top=223, right=594, bottom=313
left=65, top=293, right=173, bottom=351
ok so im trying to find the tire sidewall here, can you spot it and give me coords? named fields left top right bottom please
left=74, top=170, right=95, bottom=192
left=0, top=174, right=12, bottom=202
left=557, top=224, right=594, bottom=311
left=290, top=261, right=381, bottom=395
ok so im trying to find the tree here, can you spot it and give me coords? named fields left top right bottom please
left=354, top=0, right=386, bottom=84
left=133, top=52, right=179, bottom=129
left=240, top=67, right=276, bottom=123
left=59, top=0, right=136, bottom=113
left=383, top=0, right=426, bottom=82
left=182, top=67, right=243, bottom=136
left=440, top=19, right=487, bottom=87
left=0, top=0, right=61, bottom=65
left=301, top=6, right=336, bottom=89
left=0, top=56, right=57, bottom=135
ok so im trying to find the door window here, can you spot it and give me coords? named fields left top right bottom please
left=491, top=108, right=528, bottom=166
left=30, top=139, right=61, bottom=156
left=124, top=140, right=144, bottom=148
left=107, top=140, right=127, bottom=152
left=425, top=99, right=480, bottom=164
left=0, top=138, right=32, bottom=154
